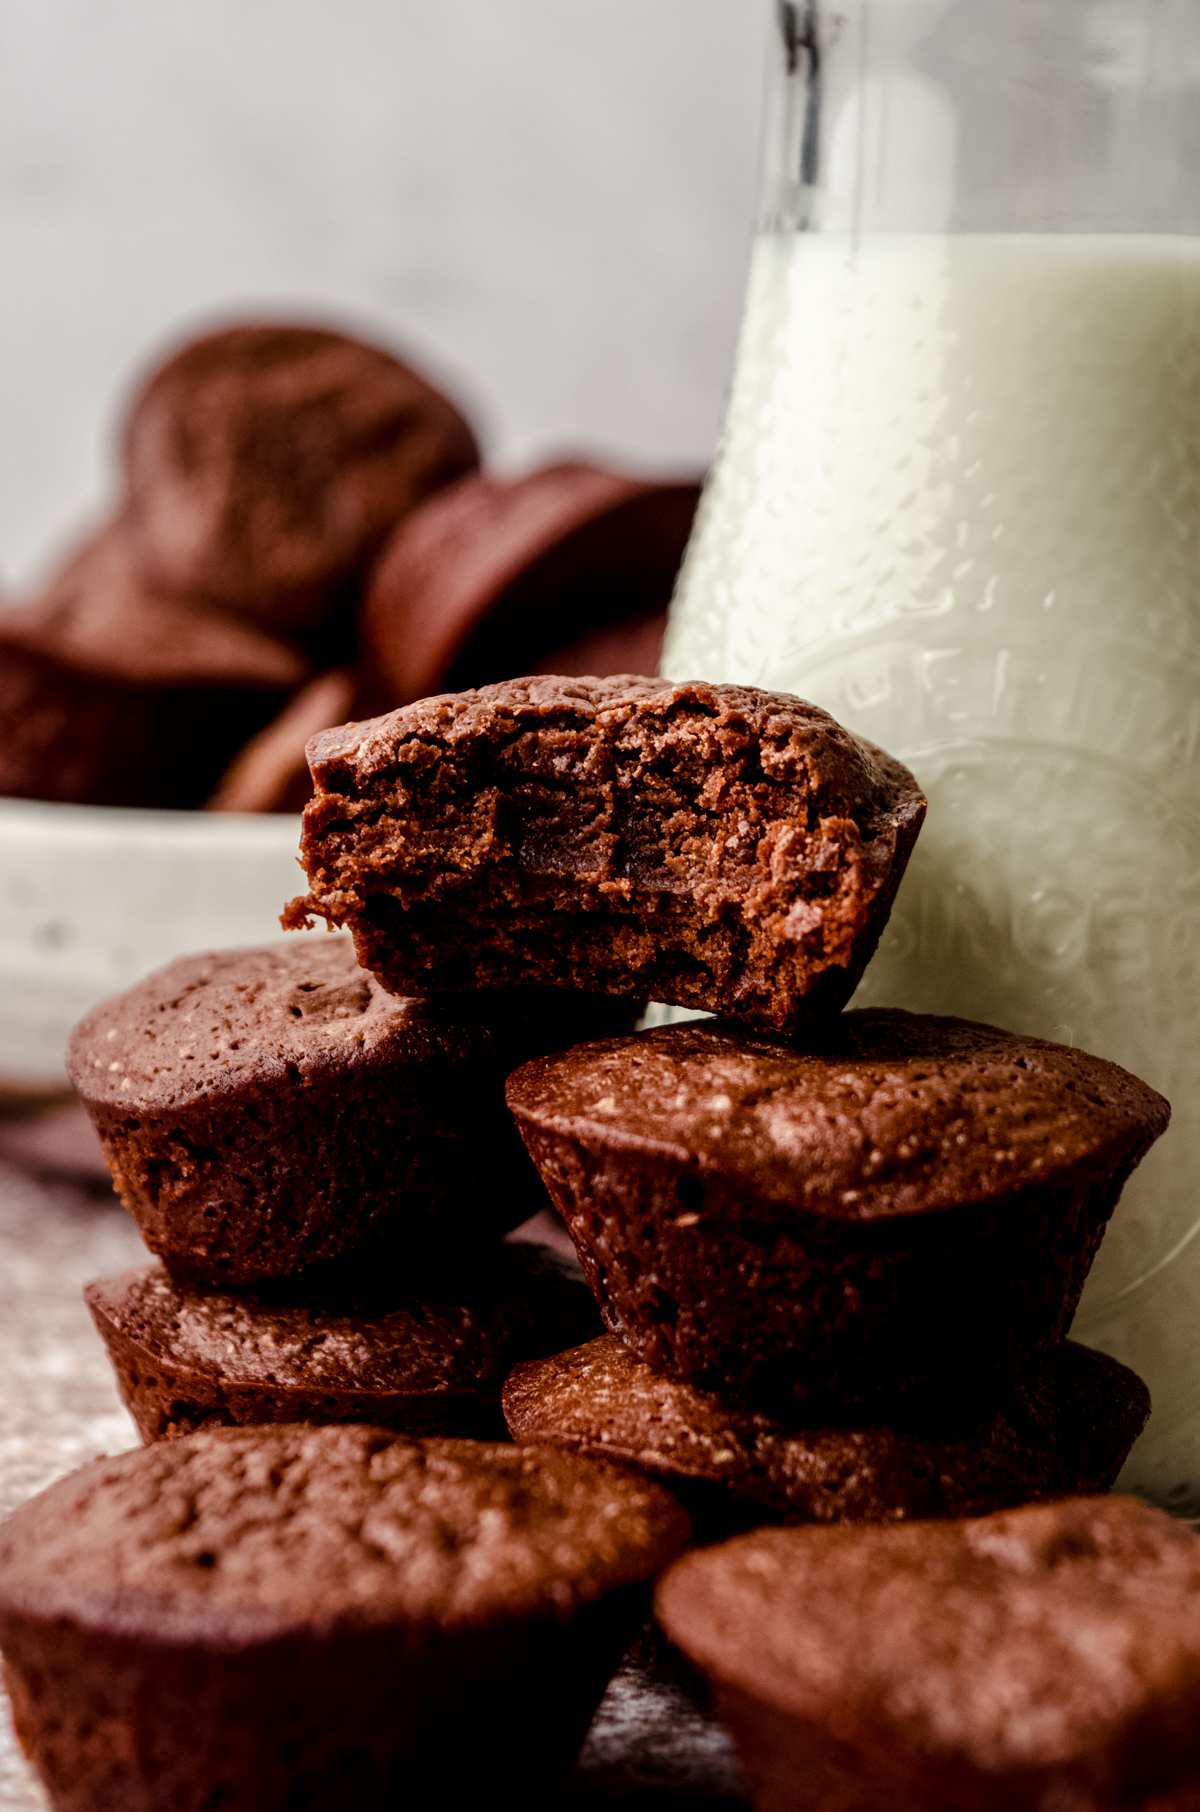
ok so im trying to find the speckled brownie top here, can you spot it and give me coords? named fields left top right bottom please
left=65, top=935, right=478, bottom=1111
left=505, top=1011, right=1171, bottom=1222
left=0, top=1424, right=691, bottom=1646
left=301, top=673, right=897, bottom=799
left=502, top=1335, right=1149, bottom=1524
left=654, top=1495, right=1200, bottom=1785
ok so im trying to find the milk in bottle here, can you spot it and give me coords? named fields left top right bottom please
left=664, top=1, right=1200, bottom=1508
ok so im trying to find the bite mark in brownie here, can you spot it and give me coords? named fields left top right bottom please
left=284, top=675, right=927, bottom=1033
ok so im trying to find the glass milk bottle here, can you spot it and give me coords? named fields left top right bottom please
left=664, top=0, right=1200, bottom=1510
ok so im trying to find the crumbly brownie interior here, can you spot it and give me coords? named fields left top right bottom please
left=286, top=676, right=926, bottom=1030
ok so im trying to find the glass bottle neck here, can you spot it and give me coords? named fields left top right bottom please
left=762, top=0, right=1200, bottom=236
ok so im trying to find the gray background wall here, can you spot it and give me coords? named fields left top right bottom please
left=0, top=0, right=770, bottom=593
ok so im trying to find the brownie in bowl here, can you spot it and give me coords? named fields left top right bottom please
left=123, top=323, right=480, bottom=642
left=357, top=462, right=700, bottom=707
left=0, top=521, right=311, bottom=810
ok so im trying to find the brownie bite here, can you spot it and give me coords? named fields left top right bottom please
left=87, top=1247, right=602, bottom=1443
left=0, top=639, right=284, bottom=810
left=8, top=520, right=312, bottom=691
left=358, top=462, right=700, bottom=708
left=66, top=934, right=635, bottom=1288
left=284, top=676, right=926, bottom=1033
left=655, top=1497, right=1200, bottom=1812
left=0, top=523, right=311, bottom=808
left=123, top=324, right=479, bottom=642
left=503, top=1334, right=1150, bottom=1537
left=0, top=1424, right=691, bottom=1812
left=505, top=1013, right=1170, bottom=1413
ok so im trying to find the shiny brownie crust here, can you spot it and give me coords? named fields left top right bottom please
left=87, top=1248, right=601, bottom=1443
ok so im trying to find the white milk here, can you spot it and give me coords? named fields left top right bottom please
left=664, top=232, right=1200, bottom=1510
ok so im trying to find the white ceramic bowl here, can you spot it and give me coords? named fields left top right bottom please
left=0, top=798, right=321, bottom=1090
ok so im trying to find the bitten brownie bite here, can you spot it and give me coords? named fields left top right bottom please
left=655, top=1497, right=1200, bottom=1812
left=284, top=676, right=926, bottom=1032
left=0, top=1424, right=691, bottom=1812
left=503, top=1335, right=1150, bottom=1536
left=505, top=1013, right=1170, bottom=1412
left=86, top=1247, right=602, bottom=1443
left=123, top=324, right=480, bottom=640
left=66, top=934, right=635, bottom=1288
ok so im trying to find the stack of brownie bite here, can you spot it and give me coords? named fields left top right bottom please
left=501, top=1012, right=1162, bottom=1533
left=1, top=671, right=1177, bottom=1812
left=67, top=667, right=1166, bottom=1528
left=5, top=909, right=702, bottom=1809
left=284, top=671, right=1167, bottom=1534
left=66, top=935, right=637, bottom=1443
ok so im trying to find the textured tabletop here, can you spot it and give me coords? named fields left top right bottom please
left=0, top=1157, right=145, bottom=1811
